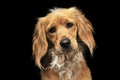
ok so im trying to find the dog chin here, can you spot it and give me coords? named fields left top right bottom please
left=56, top=48, right=77, bottom=54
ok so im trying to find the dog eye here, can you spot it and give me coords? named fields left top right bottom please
left=66, top=22, right=73, bottom=28
left=49, top=27, right=56, bottom=33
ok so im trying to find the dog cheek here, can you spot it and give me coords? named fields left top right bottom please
left=71, top=40, right=78, bottom=50
left=55, top=45, right=62, bottom=53
left=74, top=40, right=78, bottom=49
left=48, top=35, right=57, bottom=46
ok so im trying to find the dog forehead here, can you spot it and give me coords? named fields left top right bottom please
left=45, top=12, right=75, bottom=25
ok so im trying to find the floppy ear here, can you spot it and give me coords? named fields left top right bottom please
left=32, top=18, right=48, bottom=69
left=69, top=7, right=95, bottom=54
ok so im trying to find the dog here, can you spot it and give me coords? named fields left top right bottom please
left=32, top=7, right=96, bottom=80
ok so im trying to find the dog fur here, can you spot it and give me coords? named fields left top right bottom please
left=32, top=7, right=95, bottom=80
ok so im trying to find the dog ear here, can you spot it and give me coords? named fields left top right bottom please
left=32, top=18, right=48, bottom=69
left=69, top=7, right=96, bottom=54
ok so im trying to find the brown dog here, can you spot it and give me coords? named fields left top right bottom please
left=32, top=7, right=96, bottom=80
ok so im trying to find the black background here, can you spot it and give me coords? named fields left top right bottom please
left=7, top=0, right=118, bottom=80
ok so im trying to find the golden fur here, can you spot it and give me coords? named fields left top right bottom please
left=32, top=7, right=95, bottom=80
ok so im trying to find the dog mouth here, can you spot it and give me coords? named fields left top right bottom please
left=61, top=47, right=72, bottom=53
left=54, top=47, right=78, bottom=62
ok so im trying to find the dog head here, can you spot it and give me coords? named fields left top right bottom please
left=32, top=7, right=95, bottom=69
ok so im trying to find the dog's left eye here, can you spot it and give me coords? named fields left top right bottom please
left=66, top=22, right=73, bottom=28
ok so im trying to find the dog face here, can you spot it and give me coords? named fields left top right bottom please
left=45, top=13, right=78, bottom=53
left=32, top=7, right=95, bottom=68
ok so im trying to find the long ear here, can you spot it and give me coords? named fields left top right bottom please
left=69, top=7, right=96, bottom=54
left=32, top=18, right=48, bottom=69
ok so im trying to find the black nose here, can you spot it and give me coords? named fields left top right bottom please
left=60, top=39, right=71, bottom=50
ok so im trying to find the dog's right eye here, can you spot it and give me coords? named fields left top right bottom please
left=49, top=27, right=56, bottom=33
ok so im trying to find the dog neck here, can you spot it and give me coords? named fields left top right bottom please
left=43, top=48, right=85, bottom=80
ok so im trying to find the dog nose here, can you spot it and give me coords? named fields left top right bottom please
left=60, top=39, right=71, bottom=50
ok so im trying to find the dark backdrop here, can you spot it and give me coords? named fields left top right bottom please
left=8, top=0, right=118, bottom=80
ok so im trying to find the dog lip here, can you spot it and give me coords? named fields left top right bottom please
left=62, top=47, right=72, bottom=53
